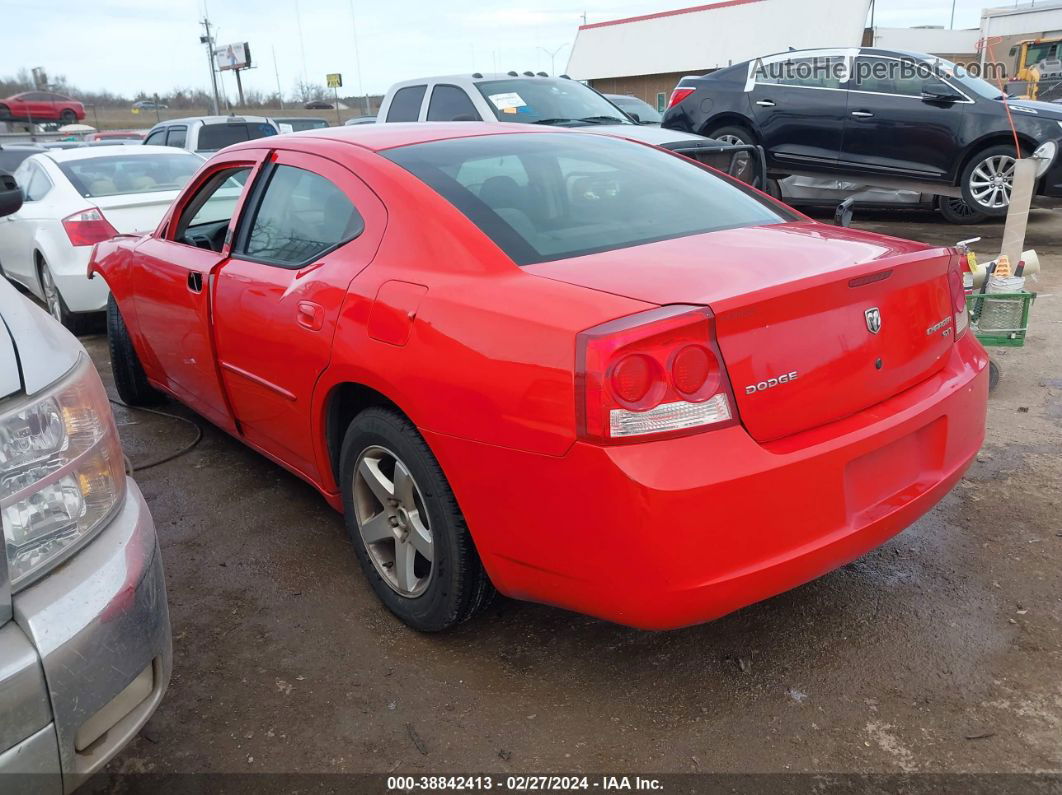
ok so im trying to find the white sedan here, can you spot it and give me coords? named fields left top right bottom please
left=0, top=145, right=203, bottom=333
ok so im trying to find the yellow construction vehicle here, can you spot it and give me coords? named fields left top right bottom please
left=1007, top=38, right=1062, bottom=100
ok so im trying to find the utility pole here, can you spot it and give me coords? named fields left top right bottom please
left=949, top=0, right=957, bottom=29
left=294, top=0, right=308, bottom=82
left=348, top=0, right=370, bottom=116
left=272, top=46, right=284, bottom=109
left=200, top=17, right=221, bottom=115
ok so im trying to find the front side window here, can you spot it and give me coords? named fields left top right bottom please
left=241, top=165, right=363, bottom=266
left=384, top=133, right=790, bottom=266
left=387, top=85, right=427, bottom=122
left=427, top=85, right=480, bottom=121
left=144, top=129, right=166, bottom=146
left=166, top=126, right=188, bottom=148
left=174, top=166, right=252, bottom=250
left=57, top=153, right=202, bottom=198
left=853, top=57, right=930, bottom=97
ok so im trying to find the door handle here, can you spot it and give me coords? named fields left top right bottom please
left=297, top=300, right=325, bottom=331
left=187, top=271, right=203, bottom=293
left=851, top=110, right=874, bottom=118
left=756, top=99, right=776, bottom=107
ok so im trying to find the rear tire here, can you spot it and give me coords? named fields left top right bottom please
left=704, top=124, right=754, bottom=147
left=107, top=294, right=164, bottom=406
left=340, top=407, right=494, bottom=632
left=39, top=259, right=95, bottom=336
left=60, top=109, right=77, bottom=123
left=989, top=359, right=1001, bottom=392
left=937, top=195, right=989, bottom=225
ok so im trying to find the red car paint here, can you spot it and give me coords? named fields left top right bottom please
left=90, top=123, right=989, bottom=629
left=0, top=91, right=86, bottom=123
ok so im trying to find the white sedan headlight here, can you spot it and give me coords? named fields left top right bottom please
left=0, top=356, right=125, bottom=589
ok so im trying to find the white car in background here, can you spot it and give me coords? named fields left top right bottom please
left=0, top=146, right=203, bottom=333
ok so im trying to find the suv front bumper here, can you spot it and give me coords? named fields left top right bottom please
left=0, top=479, right=171, bottom=793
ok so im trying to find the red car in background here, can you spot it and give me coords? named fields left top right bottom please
left=88, top=129, right=147, bottom=142
left=0, top=90, right=86, bottom=123
left=90, top=123, right=989, bottom=632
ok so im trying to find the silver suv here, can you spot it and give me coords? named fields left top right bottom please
left=0, top=177, right=171, bottom=791
left=143, top=115, right=279, bottom=153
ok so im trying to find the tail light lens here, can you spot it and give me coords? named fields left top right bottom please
left=62, top=208, right=118, bottom=247
left=576, top=305, right=738, bottom=444
left=947, top=254, right=969, bottom=338
left=667, top=87, right=694, bottom=109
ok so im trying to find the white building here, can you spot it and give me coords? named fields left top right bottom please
left=566, top=0, right=871, bottom=112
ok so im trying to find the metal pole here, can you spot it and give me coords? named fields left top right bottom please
left=949, top=0, right=957, bottom=29
left=201, top=17, right=221, bottom=115
left=294, top=0, right=308, bottom=81
left=234, top=68, right=245, bottom=107
left=272, top=46, right=284, bottom=109
left=335, top=87, right=341, bottom=125
left=348, top=0, right=369, bottom=116
left=153, top=93, right=161, bottom=123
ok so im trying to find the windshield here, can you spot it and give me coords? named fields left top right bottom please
left=474, top=79, right=633, bottom=126
left=931, top=58, right=1005, bottom=100
left=58, top=152, right=203, bottom=197
left=197, top=122, right=277, bottom=152
left=609, top=95, right=662, bottom=123
left=383, top=133, right=790, bottom=266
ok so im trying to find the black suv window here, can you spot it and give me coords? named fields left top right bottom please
left=756, top=56, right=846, bottom=90
left=241, top=165, right=364, bottom=266
left=853, top=57, right=930, bottom=97
left=197, top=122, right=276, bottom=152
left=427, top=85, right=480, bottom=121
left=386, top=85, right=427, bottom=122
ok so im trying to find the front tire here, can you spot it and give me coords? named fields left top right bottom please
left=960, top=145, right=1025, bottom=218
left=39, top=259, right=95, bottom=335
left=340, top=408, right=493, bottom=632
left=60, top=109, right=77, bottom=123
left=107, top=295, right=164, bottom=406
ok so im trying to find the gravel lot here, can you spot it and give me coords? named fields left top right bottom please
left=83, top=207, right=1062, bottom=785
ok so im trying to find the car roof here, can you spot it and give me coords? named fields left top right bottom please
left=42, top=144, right=201, bottom=163
left=388, top=73, right=565, bottom=90
left=151, top=115, right=275, bottom=126
left=228, top=121, right=563, bottom=153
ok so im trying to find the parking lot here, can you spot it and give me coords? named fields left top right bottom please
left=75, top=208, right=1061, bottom=782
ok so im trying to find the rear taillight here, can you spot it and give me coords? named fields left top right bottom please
left=667, top=87, right=694, bottom=109
left=948, top=255, right=969, bottom=338
left=576, top=305, right=738, bottom=444
left=62, top=209, right=118, bottom=247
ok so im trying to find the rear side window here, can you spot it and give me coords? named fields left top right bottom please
left=144, top=129, right=166, bottom=146
left=18, top=163, right=52, bottom=202
left=426, top=85, right=480, bottom=121
left=386, top=85, right=426, bottom=122
left=240, top=165, right=364, bottom=266
left=166, top=126, right=188, bottom=148
left=197, top=122, right=276, bottom=152
left=57, top=153, right=202, bottom=197
left=383, top=133, right=789, bottom=265
left=755, top=56, right=847, bottom=89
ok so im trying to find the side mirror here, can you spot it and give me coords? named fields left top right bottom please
left=0, top=174, right=23, bottom=218
left=921, top=82, right=962, bottom=104
left=834, top=197, right=854, bottom=228
left=629, top=111, right=641, bottom=123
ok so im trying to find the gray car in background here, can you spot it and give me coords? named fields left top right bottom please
left=0, top=176, right=171, bottom=792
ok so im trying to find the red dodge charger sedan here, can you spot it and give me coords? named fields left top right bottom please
left=90, top=123, right=989, bottom=631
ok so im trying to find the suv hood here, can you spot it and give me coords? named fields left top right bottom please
left=578, top=124, right=721, bottom=150
left=0, top=277, right=79, bottom=397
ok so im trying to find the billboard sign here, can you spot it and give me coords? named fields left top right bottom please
left=215, top=42, right=251, bottom=71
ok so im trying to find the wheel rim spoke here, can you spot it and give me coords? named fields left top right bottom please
left=353, top=445, right=434, bottom=597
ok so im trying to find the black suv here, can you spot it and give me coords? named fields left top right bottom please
left=663, top=47, right=1062, bottom=217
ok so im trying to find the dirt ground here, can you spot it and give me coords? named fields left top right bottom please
left=80, top=207, right=1061, bottom=785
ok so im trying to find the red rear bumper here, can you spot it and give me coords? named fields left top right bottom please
left=426, top=333, right=989, bottom=630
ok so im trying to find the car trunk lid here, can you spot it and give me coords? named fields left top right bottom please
left=527, top=221, right=958, bottom=442
left=92, top=190, right=181, bottom=236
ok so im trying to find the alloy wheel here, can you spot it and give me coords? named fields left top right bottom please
left=40, top=266, right=62, bottom=323
left=968, top=154, right=1015, bottom=210
left=940, top=197, right=981, bottom=220
left=715, top=133, right=746, bottom=146
left=353, top=445, right=434, bottom=597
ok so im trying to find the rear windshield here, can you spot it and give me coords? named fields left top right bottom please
left=58, top=153, right=202, bottom=197
left=382, top=133, right=789, bottom=265
left=197, top=122, right=276, bottom=152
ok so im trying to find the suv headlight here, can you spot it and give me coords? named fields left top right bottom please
left=0, top=356, right=125, bottom=589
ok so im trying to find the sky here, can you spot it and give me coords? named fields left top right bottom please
left=1, top=0, right=996, bottom=99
